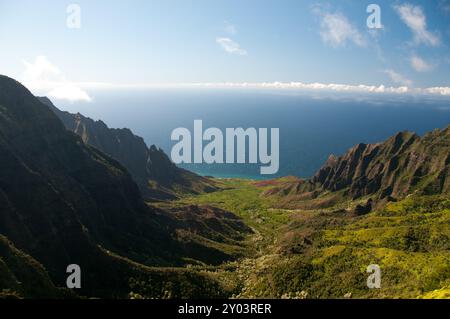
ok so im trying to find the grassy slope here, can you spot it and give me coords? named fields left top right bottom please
left=174, top=179, right=449, bottom=299
left=175, top=179, right=291, bottom=253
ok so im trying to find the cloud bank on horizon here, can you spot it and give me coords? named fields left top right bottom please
left=21, top=55, right=450, bottom=102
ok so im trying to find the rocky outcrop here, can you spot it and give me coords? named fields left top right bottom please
left=312, top=128, right=449, bottom=199
left=261, top=126, right=449, bottom=208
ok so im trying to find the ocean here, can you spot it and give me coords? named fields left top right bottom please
left=57, top=89, right=450, bottom=179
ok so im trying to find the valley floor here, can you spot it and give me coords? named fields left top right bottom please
left=153, top=179, right=450, bottom=299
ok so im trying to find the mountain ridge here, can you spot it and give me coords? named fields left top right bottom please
left=261, top=126, right=449, bottom=209
left=0, top=75, right=179, bottom=288
left=38, top=96, right=217, bottom=201
left=313, top=127, right=449, bottom=198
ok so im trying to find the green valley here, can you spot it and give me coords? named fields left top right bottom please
left=159, top=179, right=449, bottom=299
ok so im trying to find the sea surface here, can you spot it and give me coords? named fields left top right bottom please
left=58, top=89, right=450, bottom=179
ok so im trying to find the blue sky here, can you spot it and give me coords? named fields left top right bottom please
left=0, top=0, right=449, bottom=101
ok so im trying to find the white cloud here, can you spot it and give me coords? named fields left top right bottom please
left=191, top=81, right=409, bottom=94
left=410, top=55, right=433, bottom=72
left=23, top=56, right=61, bottom=83
left=425, top=87, right=450, bottom=96
left=394, top=3, right=440, bottom=46
left=38, top=80, right=450, bottom=98
left=48, top=85, right=92, bottom=102
left=316, top=11, right=366, bottom=48
left=22, top=56, right=91, bottom=102
left=216, top=37, right=247, bottom=55
left=384, top=69, right=413, bottom=86
left=171, top=81, right=450, bottom=97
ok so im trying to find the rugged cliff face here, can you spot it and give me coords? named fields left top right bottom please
left=312, top=128, right=449, bottom=199
left=261, top=126, right=449, bottom=209
left=39, top=97, right=217, bottom=201
left=0, top=76, right=184, bottom=287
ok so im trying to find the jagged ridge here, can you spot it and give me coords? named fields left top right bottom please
left=39, top=97, right=217, bottom=201
left=261, top=127, right=449, bottom=208
left=312, top=128, right=449, bottom=199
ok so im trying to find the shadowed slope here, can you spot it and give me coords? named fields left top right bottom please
left=39, top=96, right=217, bottom=201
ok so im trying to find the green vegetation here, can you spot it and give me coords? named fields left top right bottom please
left=0, top=235, right=72, bottom=298
left=170, top=179, right=449, bottom=299
left=176, top=179, right=290, bottom=245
